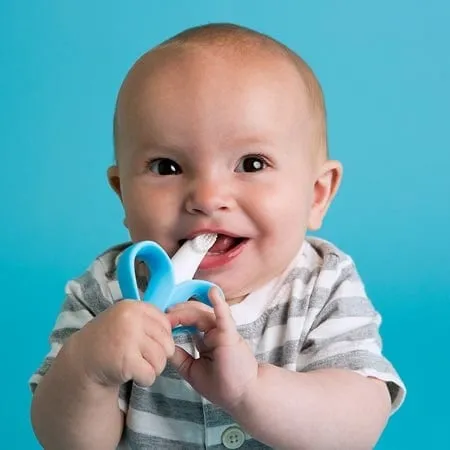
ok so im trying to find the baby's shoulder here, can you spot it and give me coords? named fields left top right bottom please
left=283, top=237, right=364, bottom=302
left=94, top=242, right=132, bottom=280
left=68, top=242, right=131, bottom=295
left=302, top=236, right=357, bottom=273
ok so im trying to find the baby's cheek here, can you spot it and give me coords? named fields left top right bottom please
left=261, top=185, right=307, bottom=228
left=123, top=205, right=157, bottom=239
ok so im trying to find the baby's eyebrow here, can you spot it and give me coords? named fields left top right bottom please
left=133, top=142, right=192, bottom=158
left=225, top=134, right=275, bottom=147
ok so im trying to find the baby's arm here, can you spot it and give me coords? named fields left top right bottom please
left=170, top=298, right=393, bottom=450
left=230, top=366, right=390, bottom=449
left=30, top=258, right=175, bottom=450
left=169, top=252, right=405, bottom=449
left=32, top=299, right=174, bottom=450
left=31, top=335, right=124, bottom=450
left=228, top=254, right=404, bottom=449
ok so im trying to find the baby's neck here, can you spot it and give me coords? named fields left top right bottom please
left=226, top=295, right=247, bottom=306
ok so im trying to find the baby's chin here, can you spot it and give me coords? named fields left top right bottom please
left=192, top=273, right=247, bottom=304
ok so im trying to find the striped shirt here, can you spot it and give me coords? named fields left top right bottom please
left=30, top=237, right=406, bottom=449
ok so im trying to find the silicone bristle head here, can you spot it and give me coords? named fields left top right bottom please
left=191, top=233, right=217, bottom=252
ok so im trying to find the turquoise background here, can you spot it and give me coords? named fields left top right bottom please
left=1, top=1, right=449, bottom=448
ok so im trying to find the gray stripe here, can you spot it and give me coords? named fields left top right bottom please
left=209, top=439, right=271, bottom=449
left=321, top=251, right=340, bottom=270
left=302, top=322, right=382, bottom=353
left=237, top=303, right=289, bottom=341
left=126, top=390, right=240, bottom=428
left=330, top=263, right=360, bottom=297
left=311, top=240, right=342, bottom=267
left=237, top=292, right=327, bottom=342
left=125, top=427, right=270, bottom=449
left=70, top=271, right=113, bottom=315
left=62, top=293, right=93, bottom=313
left=101, top=243, right=130, bottom=281
left=120, top=381, right=132, bottom=402
left=301, top=350, right=395, bottom=373
left=124, top=428, right=202, bottom=450
left=203, top=403, right=235, bottom=428
left=312, top=296, right=377, bottom=330
left=36, top=356, right=54, bottom=377
left=51, top=327, right=79, bottom=343
left=387, top=381, right=401, bottom=403
left=255, top=340, right=300, bottom=366
left=129, top=388, right=204, bottom=424
left=159, top=364, right=182, bottom=380
left=283, top=266, right=319, bottom=285
left=309, top=286, right=333, bottom=306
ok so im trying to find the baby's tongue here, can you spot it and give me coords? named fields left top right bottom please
left=208, top=235, right=237, bottom=253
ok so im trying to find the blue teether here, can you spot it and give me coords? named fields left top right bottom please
left=117, top=240, right=220, bottom=335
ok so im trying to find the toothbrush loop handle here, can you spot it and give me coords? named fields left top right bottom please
left=117, top=241, right=175, bottom=311
left=117, top=241, right=220, bottom=335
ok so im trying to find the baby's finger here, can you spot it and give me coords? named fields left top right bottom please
left=169, top=346, right=195, bottom=383
left=144, top=319, right=176, bottom=357
left=132, top=357, right=157, bottom=387
left=138, top=302, right=173, bottom=335
left=208, top=287, right=235, bottom=332
left=141, top=339, right=168, bottom=376
left=166, top=306, right=216, bottom=333
left=168, top=299, right=214, bottom=314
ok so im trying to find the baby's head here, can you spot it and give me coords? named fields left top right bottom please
left=108, top=23, right=342, bottom=303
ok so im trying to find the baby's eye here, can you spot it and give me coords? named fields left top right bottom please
left=147, top=158, right=182, bottom=175
left=235, top=155, right=268, bottom=173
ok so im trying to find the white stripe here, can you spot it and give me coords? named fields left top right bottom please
left=303, top=307, right=322, bottom=334
left=48, top=342, right=63, bottom=358
left=249, top=316, right=307, bottom=352
left=118, top=397, right=128, bottom=413
left=108, top=279, right=123, bottom=301
left=127, top=409, right=204, bottom=444
left=308, top=316, right=375, bottom=340
left=65, top=278, right=84, bottom=298
left=29, top=374, right=42, bottom=388
left=90, top=260, right=116, bottom=302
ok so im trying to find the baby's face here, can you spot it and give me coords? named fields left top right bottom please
left=110, top=48, right=325, bottom=302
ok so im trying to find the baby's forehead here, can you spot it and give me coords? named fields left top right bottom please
left=115, top=37, right=326, bottom=162
left=118, top=42, right=315, bottom=121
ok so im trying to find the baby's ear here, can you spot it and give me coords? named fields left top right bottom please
left=107, top=165, right=123, bottom=200
left=307, top=160, right=343, bottom=230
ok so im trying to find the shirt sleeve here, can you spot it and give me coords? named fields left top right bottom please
left=28, top=254, right=130, bottom=413
left=297, top=245, right=406, bottom=413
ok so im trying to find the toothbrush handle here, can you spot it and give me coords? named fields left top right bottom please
left=117, top=241, right=224, bottom=336
left=169, top=279, right=218, bottom=336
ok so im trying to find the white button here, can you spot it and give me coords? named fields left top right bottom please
left=221, top=426, right=246, bottom=449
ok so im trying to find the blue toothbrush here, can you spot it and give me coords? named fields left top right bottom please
left=117, top=233, right=221, bottom=335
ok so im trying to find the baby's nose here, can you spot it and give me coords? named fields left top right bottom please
left=184, top=178, right=234, bottom=216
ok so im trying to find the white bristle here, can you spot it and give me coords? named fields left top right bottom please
left=170, top=233, right=218, bottom=284
left=191, top=233, right=217, bottom=252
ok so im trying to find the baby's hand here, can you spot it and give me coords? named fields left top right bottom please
left=69, top=300, right=175, bottom=387
left=167, top=288, right=258, bottom=412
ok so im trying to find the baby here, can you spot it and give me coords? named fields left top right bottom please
left=30, top=23, right=405, bottom=449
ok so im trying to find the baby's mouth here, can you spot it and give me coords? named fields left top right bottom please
left=178, top=234, right=247, bottom=255
left=206, top=235, right=246, bottom=255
